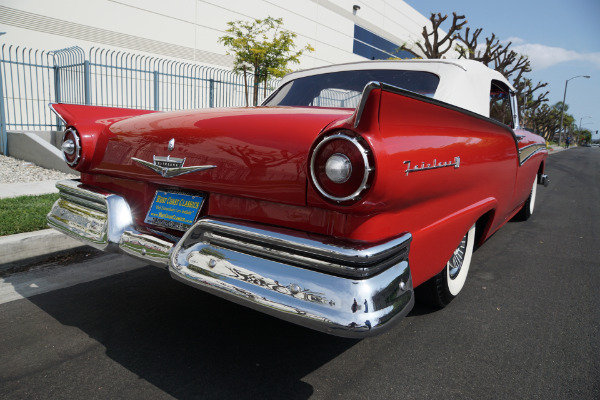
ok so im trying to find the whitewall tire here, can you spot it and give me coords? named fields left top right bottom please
left=516, top=175, right=537, bottom=221
left=446, top=224, right=476, bottom=296
left=417, top=224, right=476, bottom=308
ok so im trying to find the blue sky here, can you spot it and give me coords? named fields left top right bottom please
left=406, top=0, right=600, bottom=140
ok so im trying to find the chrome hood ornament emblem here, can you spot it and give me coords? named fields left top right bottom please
left=168, top=138, right=175, bottom=151
left=132, top=155, right=216, bottom=178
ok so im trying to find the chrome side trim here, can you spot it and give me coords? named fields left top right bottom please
left=354, top=81, right=381, bottom=128
left=519, top=143, right=546, bottom=165
left=48, top=103, right=66, bottom=125
left=170, top=219, right=413, bottom=338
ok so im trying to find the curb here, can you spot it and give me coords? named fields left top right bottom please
left=0, top=229, right=87, bottom=268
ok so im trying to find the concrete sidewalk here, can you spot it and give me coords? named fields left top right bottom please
left=0, top=180, right=60, bottom=199
left=546, top=144, right=571, bottom=154
left=0, top=145, right=573, bottom=268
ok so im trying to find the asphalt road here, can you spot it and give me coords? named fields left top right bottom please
left=0, top=147, right=598, bottom=399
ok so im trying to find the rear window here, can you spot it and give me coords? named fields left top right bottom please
left=264, top=69, right=440, bottom=108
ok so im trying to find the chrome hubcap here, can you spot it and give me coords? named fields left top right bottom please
left=448, top=234, right=467, bottom=280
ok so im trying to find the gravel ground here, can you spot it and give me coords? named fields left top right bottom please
left=0, top=155, right=77, bottom=184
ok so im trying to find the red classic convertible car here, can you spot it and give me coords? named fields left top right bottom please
left=48, top=60, right=548, bottom=338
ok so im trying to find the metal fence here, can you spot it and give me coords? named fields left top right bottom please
left=0, top=44, right=279, bottom=154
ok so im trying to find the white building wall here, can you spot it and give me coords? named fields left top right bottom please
left=0, top=0, right=436, bottom=69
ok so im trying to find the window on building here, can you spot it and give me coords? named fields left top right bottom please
left=353, top=25, right=416, bottom=60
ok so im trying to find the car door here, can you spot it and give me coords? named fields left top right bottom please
left=489, top=80, right=541, bottom=212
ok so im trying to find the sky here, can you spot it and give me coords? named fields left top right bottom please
left=406, top=0, right=600, bottom=141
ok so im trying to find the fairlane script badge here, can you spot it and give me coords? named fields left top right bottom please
left=132, top=155, right=216, bottom=178
left=403, top=157, right=460, bottom=176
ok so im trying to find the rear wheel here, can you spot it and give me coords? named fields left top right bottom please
left=515, top=175, right=537, bottom=221
left=417, top=224, right=476, bottom=308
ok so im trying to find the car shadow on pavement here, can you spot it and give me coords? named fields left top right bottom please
left=17, top=265, right=360, bottom=399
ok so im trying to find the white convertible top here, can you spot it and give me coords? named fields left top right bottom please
left=280, top=59, right=514, bottom=118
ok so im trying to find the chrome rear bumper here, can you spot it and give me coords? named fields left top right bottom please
left=47, top=179, right=173, bottom=265
left=48, top=179, right=414, bottom=337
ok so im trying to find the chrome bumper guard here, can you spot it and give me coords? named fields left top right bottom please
left=47, top=179, right=173, bottom=265
left=48, top=179, right=414, bottom=338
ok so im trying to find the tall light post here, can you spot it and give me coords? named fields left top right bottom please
left=579, top=116, right=591, bottom=131
left=559, top=75, right=590, bottom=146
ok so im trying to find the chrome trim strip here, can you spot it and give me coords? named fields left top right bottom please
left=354, top=81, right=381, bottom=128
left=519, top=143, right=546, bottom=165
left=170, top=219, right=413, bottom=338
left=48, top=103, right=66, bottom=125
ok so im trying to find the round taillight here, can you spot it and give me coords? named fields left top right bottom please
left=62, top=127, right=81, bottom=166
left=310, top=132, right=374, bottom=203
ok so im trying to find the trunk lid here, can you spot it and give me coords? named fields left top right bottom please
left=91, top=106, right=353, bottom=205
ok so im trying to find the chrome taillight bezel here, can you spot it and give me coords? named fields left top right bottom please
left=310, top=132, right=374, bottom=203
left=62, top=127, right=81, bottom=166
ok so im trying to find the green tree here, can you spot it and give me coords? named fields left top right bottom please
left=578, top=128, right=592, bottom=144
left=219, top=16, right=314, bottom=106
left=529, top=102, right=575, bottom=141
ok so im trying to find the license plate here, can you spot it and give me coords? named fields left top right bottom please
left=144, top=190, right=205, bottom=231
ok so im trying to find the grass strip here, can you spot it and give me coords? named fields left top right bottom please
left=0, top=193, right=59, bottom=236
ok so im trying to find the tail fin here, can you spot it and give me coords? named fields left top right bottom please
left=49, top=104, right=158, bottom=171
left=50, top=103, right=158, bottom=131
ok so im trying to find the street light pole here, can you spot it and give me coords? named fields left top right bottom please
left=579, top=116, right=591, bottom=131
left=559, top=75, right=590, bottom=146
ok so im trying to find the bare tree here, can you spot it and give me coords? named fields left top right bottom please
left=456, top=28, right=501, bottom=65
left=416, top=13, right=467, bottom=58
left=414, top=12, right=549, bottom=132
